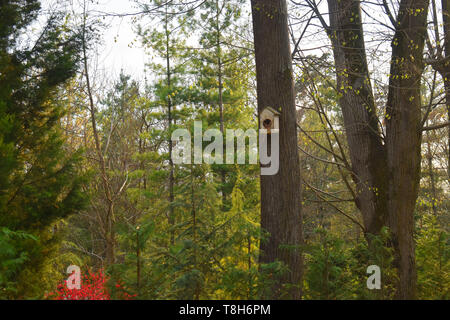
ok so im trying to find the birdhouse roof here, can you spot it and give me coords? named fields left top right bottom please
left=262, top=106, right=280, bottom=115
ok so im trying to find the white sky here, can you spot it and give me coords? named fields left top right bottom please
left=37, top=0, right=443, bottom=92
left=40, top=0, right=148, bottom=79
left=86, top=0, right=147, bottom=79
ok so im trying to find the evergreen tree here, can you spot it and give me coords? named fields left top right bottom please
left=0, top=0, right=86, bottom=298
left=189, top=0, right=252, bottom=210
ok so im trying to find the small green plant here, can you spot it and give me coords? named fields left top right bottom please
left=349, top=227, right=397, bottom=299
left=304, top=228, right=354, bottom=300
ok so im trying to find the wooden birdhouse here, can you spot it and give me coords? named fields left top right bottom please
left=260, top=107, right=280, bottom=134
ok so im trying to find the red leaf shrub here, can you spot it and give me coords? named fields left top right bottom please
left=47, top=269, right=137, bottom=300
left=47, top=269, right=110, bottom=300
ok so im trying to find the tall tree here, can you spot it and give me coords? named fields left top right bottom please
left=0, top=0, right=86, bottom=297
left=192, top=0, right=250, bottom=210
left=251, top=0, right=304, bottom=299
left=426, top=0, right=450, bottom=178
left=203, top=0, right=249, bottom=206
left=138, top=0, right=192, bottom=246
left=307, top=0, right=430, bottom=298
left=80, top=0, right=126, bottom=266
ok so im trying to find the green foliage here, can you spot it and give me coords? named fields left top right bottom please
left=302, top=227, right=397, bottom=300
left=416, top=214, right=449, bottom=299
left=349, top=228, right=397, bottom=299
left=304, top=228, right=353, bottom=299
left=0, top=227, right=37, bottom=298
left=0, top=0, right=86, bottom=298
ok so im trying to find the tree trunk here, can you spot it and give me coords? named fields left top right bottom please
left=426, top=130, right=438, bottom=215
left=105, top=205, right=116, bottom=265
left=441, top=0, right=450, bottom=179
left=386, top=0, right=429, bottom=299
left=327, top=0, right=388, bottom=236
left=251, top=0, right=304, bottom=299
left=165, top=7, right=175, bottom=246
left=136, top=229, right=141, bottom=295
left=326, top=0, right=429, bottom=299
left=216, top=0, right=227, bottom=209
left=82, top=2, right=116, bottom=266
left=191, top=164, right=199, bottom=300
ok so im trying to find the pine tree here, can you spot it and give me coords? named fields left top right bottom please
left=189, top=0, right=252, bottom=210
left=0, top=0, right=86, bottom=298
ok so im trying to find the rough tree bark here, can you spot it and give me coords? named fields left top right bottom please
left=327, top=0, right=389, bottom=236
left=385, top=0, right=428, bottom=299
left=325, top=0, right=429, bottom=299
left=439, top=0, right=450, bottom=178
left=444, top=0, right=450, bottom=180
left=427, top=0, right=450, bottom=177
left=251, top=0, right=304, bottom=299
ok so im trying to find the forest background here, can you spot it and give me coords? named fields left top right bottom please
left=0, top=0, right=448, bottom=300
